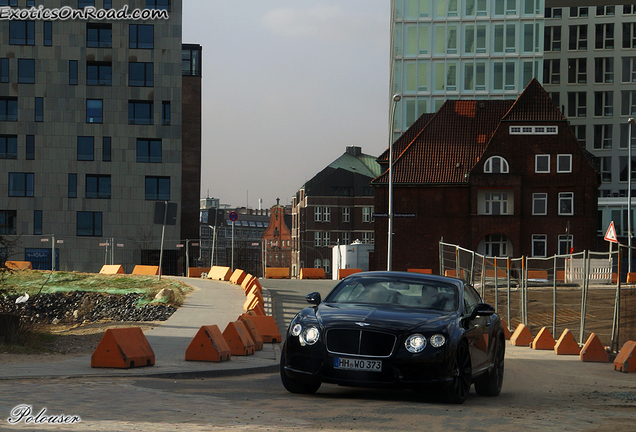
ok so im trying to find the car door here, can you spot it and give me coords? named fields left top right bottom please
left=462, top=284, right=489, bottom=373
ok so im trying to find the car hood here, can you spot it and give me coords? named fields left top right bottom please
left=315, top=302, right=454, bottom=332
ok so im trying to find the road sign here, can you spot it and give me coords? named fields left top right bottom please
left=604, top=221, right=618, bottom=243
left=228, top=211, right=239, bottom=222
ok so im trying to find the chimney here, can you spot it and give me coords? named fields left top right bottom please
left=346, top=146, right=362, bottom=156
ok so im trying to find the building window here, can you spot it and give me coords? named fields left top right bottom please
left=17, top=59, right=35, bottom=84
left=0, top=58, right=8, bottom=83
left=87, top=23, right=112, bottom=48
left=623, top=57, right=636, bottom=83
left=558, top=192, right=574, bottom=215
left=544, top=26, right=561, bottom=52
left=78, top=0, right=95, bottom=7
left=34, top=97, right=43, bottom=122
left=480, top=191, right=513, bottom=215
left=69, top=60, right=78, bottom=85
left=323, top=207, right=331, bottom=222
left=624, top=23, right=636, bottom=49
left=595, top=23, right=614, bottom=49
left=314, top=231, right=321, bottom=247
left=594, top=124, right=613, bottom=149
left=129, top=24, right=154, bottom=49
left=145, top=176, right=170, bottom=200
left=543, top=59, right=560, bottom=84
left=146, top=0, right=170, bottom=10
left=104, top=0, right=112, bottom=9
left=87, top=61, right=112, bottom=86
left=484, top=156, right=509, bottom=173
left=26, top=135, right=34, bottom=160
left=362, top=207, right=373, bottom=223
left=314, top=207, right=323, bottom=222
left=532, top=193, right=548, bottom=215
left=136, top=138, right=162, bottom=163
left=34, top=210, right=42, bottom=235
left=0, top=135, right=17, bottom=159
left=599, top=156, right=612, bottom=183
left=596, top=6, right=615, bottom=16
left=0, top=97, right=18, bottom=121
left=567, top=92, right=587, bottom=117
left=0, top=210, right=17, bottom=235
left=622, top=91, right=636, bottom=116
left=535, top=155, right=550, bottom=173
left=483, top=234, right=509, bottom=257
left=567, top=58, right=586, bottom=84
left=620, top=156, right=636, bottom=182
left=9, top=172, right=34, bottom=197
left=9, top=21, right=35, bottom=45
left=362, top=232, right=374, bottom=245
left=594, top=91, right=613, bottom=117
left=568, top=25, right=587, bottom=50
left=571, top=124, right=586, bottom=148
left=86, top=175, right=111, bottom=199
left=0, top=1, right=18, bottom=6
left=77, top=136, right=94, bottom=161
left=43, top=21, right=52, bottom=46
left=182, top=45, right=202, bottom=76
left=86, top=99, right=103, bottom=123
left=570, top=7, right=589, bottom=17
left=162, top=101, right=170, bottom=125
left=68, top=173, right=77, bottom=198
left=77, top=211, right=102, bottom=237
left=341, top=232, right=350, bottom=245
left=342, top=207, right=350, bottom=223
left=313, top=258, right=322, bottom=268
left=558, top=235, right=574, bottom=255
left=557, top=154, right=572, bottom=173
left=129, top=62, right=153, bottom=86
left=532, top=234, right=547, bottom=257
left=595, top=58, right=614, bottom=84
left=102, top=137, right=111, bottom=162
left=546, top=8, right=562, bottom=18
left=128, top=101, right=153, bottom=125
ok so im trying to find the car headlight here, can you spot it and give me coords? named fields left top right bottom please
left=430, top=334, right=446, bottom=348
left=301, top=326, right=320, bottom=345
left=291, top=323, right=302, bottom=337
left=405, top=334, right=427, bottom=353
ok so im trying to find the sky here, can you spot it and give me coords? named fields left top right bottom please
left=182, top=1, right=391, bottom=209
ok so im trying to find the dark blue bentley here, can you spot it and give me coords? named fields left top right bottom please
left=280, top=271, right=505, bottom=403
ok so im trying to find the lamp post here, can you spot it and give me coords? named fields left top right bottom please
left=387, top=94, right=401, bottom=271
left=628, top=117, right=635, bottom=273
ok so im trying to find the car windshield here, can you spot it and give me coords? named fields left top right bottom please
left=325, top=276, right=459, bottom=312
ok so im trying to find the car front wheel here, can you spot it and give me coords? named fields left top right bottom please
left=475, top=337, right=504, bottom=397
left=280, top=345, right=322, bottom=394
left=443, top=342, right=471, bottom=404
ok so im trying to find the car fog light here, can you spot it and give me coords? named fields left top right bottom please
left=405, top=334, right=426, bottom=353
left=430, top=334, right=446, bottom=348
left=291, top=323, right=302, bottom=337
left=302, top=326, right=320, bottom=345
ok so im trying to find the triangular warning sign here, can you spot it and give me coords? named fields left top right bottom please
left=604, top=221, right=618, bottom=243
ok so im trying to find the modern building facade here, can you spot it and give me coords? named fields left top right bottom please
left=291, top=146, right=381, bottom=279
left=0, top=0, right=201, bottom=274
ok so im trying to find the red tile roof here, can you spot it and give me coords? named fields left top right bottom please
left=372, top=79, right=565, bottom=185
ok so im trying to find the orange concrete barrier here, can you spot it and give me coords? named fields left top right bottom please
left=627, top=273, right=636, bottom=284
left=5, top=261, right=32, bottom=269
left=338, top=268, right=362, bottom=279
left=580, top=333, right=609, bottom=363
left=484, top=269, right=506, bottom=278
left=230, top=269, right=247, bottom=285
left=554, top=329, right=581, bottom=355
left=208, top=266, right=232, bottom=281
left=407, top=268, right=433, bottom=274
left=187, top=267, right=210, bottom=278
left=444, top=269, right=465, bottom=279
left=99, top=265, right=124, bottom=274
left=556, top=270, right=565, bottom=282
left=238, top=317, right=264, bottom=351
left=265, top=267, right=290, bottom=279
left=510, top=323, right=534, bottom=347
left=501, top=320, right=512, bottom=340
left=241, top=275, right=262, bottom=294
left=185, top=325, right=231, bottom=362
left=613, top=340, right=636, bottom=373
left=132, top=265, right=159, bottom=275
left=243, top=288, right=264, bottom=312
left=91, top=327, right=155, bottom=368
left=299, top=268, right=325, bottom=279
left=532, top=327, right=556, bottom=350
left=238, top=313, right=282, bottom=343
left=612, top=273, right=618, bottom=284
left=222, top=321, right=255, bottom=356
left=527, top=270, right=548, bottom=280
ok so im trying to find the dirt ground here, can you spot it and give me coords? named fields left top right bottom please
left=0, top=320, right=163, bottom=365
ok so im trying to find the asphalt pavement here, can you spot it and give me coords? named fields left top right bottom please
left=0, top=277, right=282, bottom=380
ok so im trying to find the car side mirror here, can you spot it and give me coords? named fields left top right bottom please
left=472, top=303, right=495, bottom=319
left=306, top=292, right=321, bottom=305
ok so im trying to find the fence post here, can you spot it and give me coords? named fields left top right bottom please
left=579, top=250, right=589, bottom=345
left=521, top=256, right=527, bottom=326
left=552, top=255, right=557, bottom=337
left=611, top=248, right=622, bottom=352
left=480, top=254, right=486, bottom=298
left=494, top=257, right=499, bottom=313
left=507, top=257, right=511, bottom=325
left=455, top=246, right=460, bottom=280
left=471, top=251, right=476, bottom=286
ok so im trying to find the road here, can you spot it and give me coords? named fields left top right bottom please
left=1, top=278, right=634, bottom=431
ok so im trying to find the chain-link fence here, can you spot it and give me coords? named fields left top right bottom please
left=440, top=242, right=633, bottom=353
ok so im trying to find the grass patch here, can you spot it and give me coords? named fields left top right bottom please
left=0, top=320, right=57, bottom=354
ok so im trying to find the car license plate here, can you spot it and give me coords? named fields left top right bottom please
left=334, top=357, right=382, bottom=372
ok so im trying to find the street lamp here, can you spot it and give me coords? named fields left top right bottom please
left=387, top=93, right=401, bottom=271
left=628, top=117, right=635, bottom=273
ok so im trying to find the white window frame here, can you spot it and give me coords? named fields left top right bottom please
left=314, top=258, right=322, bottom=268
left=535, top=155, right=550, bottom=173
left=314, top=231, right=321, bottom=246
left=342, top=232, right=350, bottom=245
left=510, top=125, right=558, bottom=135
left=558, top=192, right=574, bottom=215
left=558, top=234, right=574, bottom=255
left=557, top=154, right=572, bottom=173
left=484, top=156, right=509, bottom=173
left=342, top=207, right=350, bottom=223
left=314, top=206, right=322, bottom=222
left=532, top=193, right=548, bottom=215
left=323, top=207, right=331, bottom=223
left=363, top=207, right=373, bottom=223
left=532, top=234, right=547, bottom=257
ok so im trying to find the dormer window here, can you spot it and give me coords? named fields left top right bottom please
left=484, top=156, right=509, bottom=173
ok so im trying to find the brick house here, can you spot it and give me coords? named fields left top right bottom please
left=262, top=200, right=292, bottom=270
left=372, top=79, right=599, bottom=272
left=291, top=146, right=381, bottom=278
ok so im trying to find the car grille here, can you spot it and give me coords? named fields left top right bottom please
left=326, top=329, right=397, bottom=358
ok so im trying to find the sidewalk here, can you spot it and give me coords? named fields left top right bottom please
left=0, top=277, right=281, bottom=380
